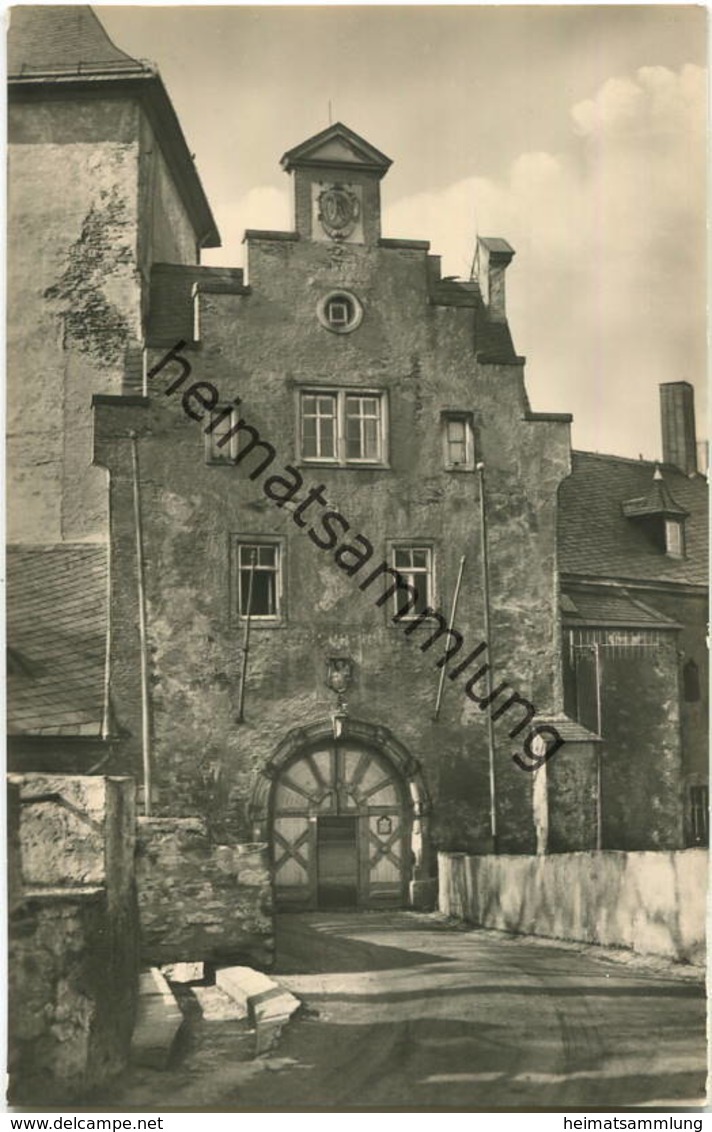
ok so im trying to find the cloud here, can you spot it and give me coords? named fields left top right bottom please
left=383, top=65, right=706, bottom=458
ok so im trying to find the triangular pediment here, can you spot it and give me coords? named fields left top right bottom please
left=281, top=122, right=392, bottom=177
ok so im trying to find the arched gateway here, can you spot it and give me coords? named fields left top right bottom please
left=251, top=720, right=429, bottom=910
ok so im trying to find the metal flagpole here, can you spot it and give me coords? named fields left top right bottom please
left=433, top=554, right=466, bottom=721
left=129, top=431, right=152, bottom=817
left=237, top=548, right=257, bottom=722
left=477, top=462, right=498, bottom=853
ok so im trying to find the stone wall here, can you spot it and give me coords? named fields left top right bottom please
left=136, top=817, right=274, bottom=968
left=8, top=774, right=139, bottom=1104
left=438, top=848, right=707, bottom=964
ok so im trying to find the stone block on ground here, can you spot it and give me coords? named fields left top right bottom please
left=216, top=965, right=300, bottom=1055
left=161, top=961, right=205, bottom=984
left=131, top=968, right=184, bottom=1069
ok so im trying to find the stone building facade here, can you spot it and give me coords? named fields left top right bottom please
left=93, top=122, right=597, bottom=910
left=8, top=8, right=707, bottom=921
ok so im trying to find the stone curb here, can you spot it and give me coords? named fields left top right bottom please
left=216, top=965, right=301, bottom=1055
left=131, top=967, right=185, bottom=1069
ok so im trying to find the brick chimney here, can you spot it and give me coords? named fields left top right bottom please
left=476, top=237, right=515, bottom=323
left=660, top=381, right=698, bottom=475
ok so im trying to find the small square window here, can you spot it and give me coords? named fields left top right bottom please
left=442, top=413, right=475, bottom=470
left=234, top=541, right=282, bottom=620
left=326, top=299, right=350, bottom=327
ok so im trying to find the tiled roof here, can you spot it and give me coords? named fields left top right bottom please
left=148, top=263, right=246, bottom=346
left=559, top=451, right=707, bottom=586
left=8, top=6, right=146, bottom=77
left=7, top=545, right=108, bottom=736
left=562, top=585, right=680, bottom=628
left=9, top=7, right=221, bottom=250
left=532, top=715, right=601, bottom=742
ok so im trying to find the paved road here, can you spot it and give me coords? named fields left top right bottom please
left=233, top=911, right=706, bottom=1112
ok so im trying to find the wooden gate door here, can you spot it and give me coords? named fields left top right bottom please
left=272, top=742, right=408, bottom=909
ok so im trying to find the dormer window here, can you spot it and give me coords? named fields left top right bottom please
left=665, top=518, right=684, bottom=558
left=621, top=465, right=688, bottom=559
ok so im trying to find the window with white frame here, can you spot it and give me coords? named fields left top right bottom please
left=300, top=389, right=386, bottom=465
left=665, top=518, right=684, bottom=558
left=442, top=412, right=475, bottom=470
left=392, top=545, right=433, bottom=617
left=206, top=405, right=239, bottom=463
left=234, top=541, right=282, bottom=619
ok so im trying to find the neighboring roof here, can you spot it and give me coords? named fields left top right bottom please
left=532, top=715, right=601, bottom=743
left=559, top=451, right=708, bottom=586
left=562, top=584, right=680, bottom=629
left=147, top=263, right=247, bottom=345
left=8, top=6, right=220, bottom=250
left=7, top=545, right=108, bottom=736
left=281, top=122, right=392, bottom=177
left=8, top=5, right=145, bottom=75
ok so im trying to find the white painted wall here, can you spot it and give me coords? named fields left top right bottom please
left=438, top=848, right=707, bottom=964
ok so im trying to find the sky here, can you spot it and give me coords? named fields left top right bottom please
left=101, top=4, right=708, bottom=462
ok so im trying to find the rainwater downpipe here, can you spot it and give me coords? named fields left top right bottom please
left=129, top=431, right=152, bottom=817
left=477, top=462, right=498, bottom=854
left=237, top=549, right=257, bottom=723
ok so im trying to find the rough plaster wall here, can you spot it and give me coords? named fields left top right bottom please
left=546, top=742, right=598, bottom=851
left=599, top=641, right=684, bottom=849
left=96, top=235, right=571, bottom=856
left=8, top=108, right=142, bottom=542
left=438, top=848, right=707, bottom=964
left=135, top=818, right=274, bottom=967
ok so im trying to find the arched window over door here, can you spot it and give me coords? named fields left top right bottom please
left=271, top=741, right=409, bottom=910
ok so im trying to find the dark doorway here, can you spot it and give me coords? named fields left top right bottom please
left=317, top=816, right=358, bottom=908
